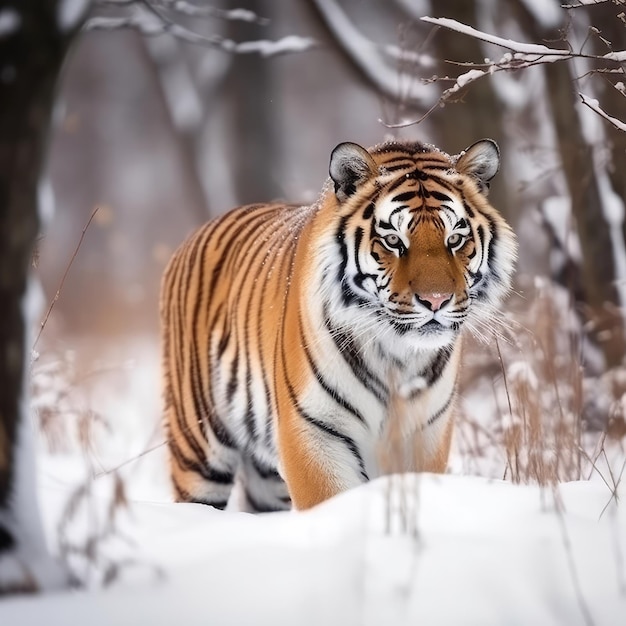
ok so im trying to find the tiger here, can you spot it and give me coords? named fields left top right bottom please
left=160, top=138, right=517, bottom=512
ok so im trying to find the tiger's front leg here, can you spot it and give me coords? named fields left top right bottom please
left=276, top=405, right=368, bottom=510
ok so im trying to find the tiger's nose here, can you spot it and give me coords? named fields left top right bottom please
left=416, top=292, right=452, bottom=311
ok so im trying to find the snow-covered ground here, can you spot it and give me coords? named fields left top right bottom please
left=5, top=473, right=626, bottom=625
left=2, top=332, right=626, bottom=625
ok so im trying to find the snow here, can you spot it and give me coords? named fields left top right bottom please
left=86, top=15, right=317, bottom=58
left=1, top=470, right=625, bottom=625
left=37, top=178, right=55, bottom=227
left=542, top=195, right=583, bottom=263
left=231, top=35, right=318, bottom=58
left=57, top=0, right=90, bottom=33
left=0, top=279, right=67, bottom=593
left=565, top=0, right=611, bottom=6
left=0, top=9, right=20, bottom=37
left=602, top=51, right=626, bottom=63
left=456, top=68, right=486, bottom=88
left=421, top=16, right=571, bottom=59
left=579, top=93, right=626, bottom=133
left=170, top=3, right=268, bottom=24
left=0, top=332, right=623, bottom=621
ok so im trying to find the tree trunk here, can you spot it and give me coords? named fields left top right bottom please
left=429, top=0, right=511, bottom=225
left=546, top=60, right=624, bottom=366
left=0, top=0, right=85, bottom=591
left=512, top=0, right=626, bottom=368
left=225, top=0, right=282, bottom=204
left=589, top=4, right=626, bottom=252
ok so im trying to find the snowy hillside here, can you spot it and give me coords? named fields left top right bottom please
left=0, top=332, right=624, bottom=625
left=2, top=469, right=625, bottom=626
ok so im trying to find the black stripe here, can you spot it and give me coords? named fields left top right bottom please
left=249, top=455, right=282, bottom=480
left=170, top=254, right=216, bottom=462
left=335, top=215, right=349, bottom=285
left=323, top=307, right=388, bottom=404
left=336, top=220, right=370, bottom=307
left=172, top=477, right=229, bottom=509
left=171, top=400, right=210, bottom=463
left=424, top=392, right=455, bottom=428
left=243, top=371, right=258, bottom=441
left=170, top=439, right=235, bottom=484
left=383, top=163, right=414, bottom=172
left=380, top=154, right=418, bottom=166
left=244, top=489, right=286, bottom=513
left=278, top=252, right=369, bottom=483
left=300, top=413, right=369, bottom=481
left=430, top=190, right=452, bottom=202
left=226, top=347, right=239, bottom=403
left=423, top=347, right=454, bottom=387
left=300, top=318, right=366, bottom=425
left=215, top=203, right=270, bottom=249
left=272, top=235, right=301, bottom=423
left=385, top=176, right=410, bottom=195
left=392, top=191, right=417, bottom=203
left=256, top=236, right=282, bottom=445
left=419, top=163, right=450, bottom=172
left=239, top=212, right=288, bottom=444
left=216, top=304, right=230, bottom=357
left=208, top=408, right=238, bottom=449
left=189, top=231, right=232, bottom=452
left=462, top=200, right=475, bottom=218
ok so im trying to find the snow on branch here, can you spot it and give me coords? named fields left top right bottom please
left=562, top=0, right=612, bottom=7
left=86, top=12, right=317, bottom=57
left=421, top=16, right=572, bottom=60
left=164, top=2, right=269, bottom=25
left=421, top=16, right=626, bottom=68
left=389, top=15, right=626, bottom=129
left=579, top=92, right=626, bottom=131
left=94, top=0, right=269, bottom=24
left=311, top=0, right=435, bottom=106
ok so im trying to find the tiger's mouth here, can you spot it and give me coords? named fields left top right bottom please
left=419, top=319, right=446, bottom=331
left=381, top=308, right=461, bottom=335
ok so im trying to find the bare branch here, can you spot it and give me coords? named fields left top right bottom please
left=311, top=0, right=435, bottom=105
left=33, top=208, right=99, bottom=350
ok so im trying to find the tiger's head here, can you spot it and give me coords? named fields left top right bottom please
left=322, top=139, right=517, bottom=351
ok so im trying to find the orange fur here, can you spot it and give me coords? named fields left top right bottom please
left=160, top=140, right=517, bottom=511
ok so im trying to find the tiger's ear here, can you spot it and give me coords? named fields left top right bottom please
left=329, top=142, right=377, bottom=202
left=455, top=139, right=500, bottom=194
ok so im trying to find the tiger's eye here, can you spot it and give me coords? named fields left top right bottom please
left=447, top=233, right=464, bottom=249
left=385, top=234, right=400, bottom=247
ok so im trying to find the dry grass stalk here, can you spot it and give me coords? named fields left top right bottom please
left=458, top=278, right=626, bottom=486
left=31, top=345, right=152, bottom=588
left=377, top=373, right=426, bottom=538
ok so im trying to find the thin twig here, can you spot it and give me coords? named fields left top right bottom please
left=551, top=486, right=596, bottom=626
left=598, top=457, right=626, bottom=520
left=33, top=207, right=100, bottom=349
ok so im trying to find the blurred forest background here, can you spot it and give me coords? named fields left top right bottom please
left=36, top=0, right=620, bottom=333
left=28, top=0, right=626, bottom=446
left=2, top=0, right=626, bottom=594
